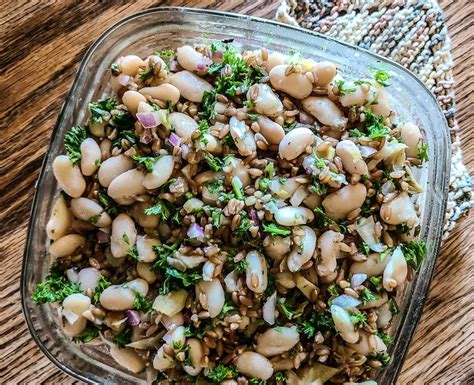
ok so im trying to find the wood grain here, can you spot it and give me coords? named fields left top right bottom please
left=0, top=1, right=472, bottom=384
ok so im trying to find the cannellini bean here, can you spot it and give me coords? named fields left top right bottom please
left=98, top=154, right=134, bottom=187
left=274, top=206, right=314, bottom=226
left=139, top=84, right=181, bottom=105
left=248, top=84, right=284, bottom=117
left=197, top=279, right=225, bottom=318
left=224, top=270, right=242, bottom=292
left=168, top=112, right=198, bottom=140
left=110, top=346, right=146, bottom=373
left=49, top=234, right=86, bottom=258
left=131, top=201, right=160, bottom=228
left=108, top=168, right=146, bottom=205
left=287, top=226, right=316, bottom=272
left=170, top=326, right=186, bottom=351
left=322, top=183, right=367, bottom=220
left=136, top=262, right=158, bottom=283
left=347, top=332, right=386, bottom=356
left=70, top=197, right=111, bottom=227
left=278, top=127, right=314, bottom=161
left=313, top=61, right=337, bottom=86
left=161, top=313, right=185, bottom=331
left=256, top=326, right=300, bottom=356
left=383, top=247, right=408, bottom=291
left=110, top=214, right=137, bottom=258
left=400, top=122, right=423, bottom=158
left=269, top=177, right=301, bottom=200
left=371, top=85, right=391, bottom=117
left=80, top=138, right=101, bottom=176
left=136, top=235, right=160, bottom=262
left=301, top=96, right=348, bottom=129
left=100, top=285, right=136, bottom=310
left=376, top=302, right=392, bottom=328
left=122, top=90, right=147, bottom=114
left=46, top=196, right=72, bottom=241
left=336, top=140, right=368, bottom=175
left=126, top=278, right=149, bottom=296
left=339, top=84, right=371, bottom=107
left=276, top=271, right=296, bottom=289
left=153, top=346, right=175, bottom=371
left=229, top=117, right=256, bottom=156
left=263, top=51, right=289, bottom=71
left=63, top=316, right=87, bottom=337
left=303, top=192, right=322, bottom=210
left=143, top=155, right=175, bottom=190
left=269, top=65, right=313, bottom=99
left=182, top=339, right=203, bottom=376
left=169, top=70, right=212, bottom=102
left=118, top=55, right=145, bottom=76
left=63, top=293, right=91, bottom=319
left=53, top=155, right=86, bottom=198
left=226, top=157, right=251, bottom=187
left=176, top=45, right=212, bottom=74
left=265, top=236, right=291, bottom=262
left=331, top=304, right=359, bottom=343
left=318, top=230, right=343, bottom=274
left=235, top=351, right=274, bottom=380
left=350, top=253, right=389, bottom=277
left=380, top=192, right=418, bottom=226
left=77, top=267, right=101, bottom=292
left=257, top=116, right=285, bottom=145
left=245, top=250, right=268, bottom=293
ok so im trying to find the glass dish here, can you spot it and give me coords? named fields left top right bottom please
left=21, top=7, right=450, bottom=384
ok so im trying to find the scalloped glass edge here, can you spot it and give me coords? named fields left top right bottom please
left=21, top=7, right=451, bottom=385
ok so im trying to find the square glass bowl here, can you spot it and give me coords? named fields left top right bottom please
left=21, top=7, right=450, bottom=384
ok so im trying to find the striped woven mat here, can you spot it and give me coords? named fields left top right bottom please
left=276, top=0, right=472, bottom=239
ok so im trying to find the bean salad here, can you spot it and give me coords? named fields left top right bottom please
left=34, top=40, right=428, bottom=385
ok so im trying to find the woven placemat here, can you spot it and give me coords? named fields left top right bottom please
left=276, top=0, right=472, bottom=239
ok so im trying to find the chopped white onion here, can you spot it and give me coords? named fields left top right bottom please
left=62, top=308, right=80, bottom=325
left=359, top=145, right=378, bottom=158
left=187, top=223, right=205, bottom=242
left=290, top=185, right=309, bottom=207
left=262, top=292, right=277, bottom=325
left=118, top=74, right=130, bottom=86
left=355, top=216, right=384, bottom=252
left=332, top=295, right=361, bottom=309
left=351, top=273, right=368, bottom=288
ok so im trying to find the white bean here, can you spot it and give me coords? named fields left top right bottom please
left=110, top=346, right=146, bottom=373
left=63, top=316, right=87, bottom=337
left=400, top=122, right=423, bottom=158
left=350, top=253, right=389, bottom=277
left=302, top=96, right=348, bottom=129
left=182, top=339, right=203, bottom=376
left=313, top=61, right=337, bottom=86
left=126, top=278, right=149, bottom=296
left=224, top=270, right=242, bottom=292
left=49, top=234, right=86, bottom=258
left=107, top=168, right=146, bottom=205
left=347, top=332, right=387, bottom=356
left=153, top=346, right=175, bottom=371
left=139, top=84, right=181, bottom=105
left=80, top=138, right=101, bottom=176
left=130, top=201, right=160, bottom=228
left=70, top=197, right=111, bottom=227
left=248, top=84, right=283, bottom=117
left=176, top=45, right=212, bottom=74
left=168, top=112, right=198, bottom=140
left=100, top=285, right=135, bottom=310
left=336, top=140, right=368, bottom=175
left=122, top=90, right=147, bottom=114
left=264, top=236, right=291, bottom=262
left=256, top=326, right=300, bottom=357
left=235, top=351, right=273, bottom=380
left=227, top=157, right=251, bottom=187
left=53, top=155, right=86, bottom=198
left=229, top=117, right=256, bottom=156
left=274, top=206, right=314, bottom=226
left=383, top=247, right=408, bottom=291
left=379, top=192, right=418, bottom=226
left=318, top=230, right=343, bottom=275
left=257, top=116, right=285, bottom=145
left=118, top=55, right=145, bottom=76
left=322, top=183, right=367, bottom=220
left=371, top=85, right=392, bottom=117
left=287, top=226, right=316, bottom=272
left=263, top=51, right=289, bottom=71
left=339, top=84, right=370, bottom=107
left=330, top=304, right=359, bottom=343
left=110, top=214, right=137, bottom=258
left=98, top=154, right=134, bottom=187
left=169, top=70, right=212, bottom=102
left=46, top=196, right=72, bottom=241
left=136, top=235, right=160, bottom=263
left=197, top=278, right=225, bottom=318
left=278, top=127, right=314, bottom=161
left=245, top=250, right=268, bottom=293
left=77, top=267, right=101, bottom=292
left=136, top=262, right=158, bottom=284
left=161, top=313, right=185, bottom=331
left=143, top=155, right=175, bottom=190
left=376, top=302, right=392, bottom=328
left=63, top=293, right=91, bottom=320
left=269, top=65, right=313, bottom=99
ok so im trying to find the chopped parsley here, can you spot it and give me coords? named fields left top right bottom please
left=364, top=110, right=390, bottom=139
left=112, top=326, right=132, bottom=348
left=131, top=155, right=160, bottom=173
left=155, top=49, right=175, bottom=60
left=359, top=287, right=377, bottom=304
left=334, top=79, right=356, bottom=95
left=73, top=325, right=100, bottom=343
left=350, top=311, right=367, bottom=327
left=97, top=190, right=119, bottom=216
left=133, top=293, right=153, bottom=313
left=297, top=310, right=335, bottom=337
left=64, top=126, right=88, bottom=164
left=144, top=199, right=174, bottom=221
left=369, top=67, right=392, bottom=87
left=138, top=67, right=154, bottom=82
left=199, top=88, right=218, bottom=120
left=262, top=222, right=291, bottom=236
left=376, top=331, right=394, bottom=346
left=89, top=98, right=117, bottom=125
left=205, top=364, right=238, bottom=383
left=203, top=152, right=224, bottom=171
left=93, top=276, right=112, bottom=303
left=417, top=142, right=429, bottom=162
left=401, top=240, right=426, bottom=271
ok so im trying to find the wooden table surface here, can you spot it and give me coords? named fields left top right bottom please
left=1, top=1, right=472, bottom=384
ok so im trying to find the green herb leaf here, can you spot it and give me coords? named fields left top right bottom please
left=417, top=142, right=429, bottom=162
left=133, top=293, right=153, bottom=313
left=350, top=311, right=367, bottom=327
left=203, top=152, right=224, bottom=172
left=364, top=110, right=390, bottom=139
left=199, top=88, right=217, bottom=120
left=334, top=80, right=356, bottom=95
left=376, top=331, right=394, bottom=346
left=360, top=288, right=377, bottom=305
left=205, top=364, right=238, bottom=383
left=369, top=67, right=392, bottom=87
left=112, top=327, right=132, bottom=348
left=73, top=324, right=100, bottom=343
left=97, top=191, right=119, bottom=216
left=262, top=222, right=291, bottom=236
left=92, top=276, right=112, bottom=303
left=64, top=126, right=88, bottom=164
left=401, top=240, right=426, bottom=271
left=155, top=49, right=175, bottom=60
left=131, top=155, right=159, bottom=173
left=145, top=199, right=174, bottom=221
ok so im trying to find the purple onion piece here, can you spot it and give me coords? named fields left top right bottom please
left=118, top=74, right=130, bottom=86
left=250, top=209, right=259, bottom=226
left=126, top=310, right=140, bottom=326
left=136, top=112, right=160, bottom=129
left=169, top=132, right=181, bottom=147
left=187, top=223, right=205, bottom=242
left=97, top=231, right=110, bottom=244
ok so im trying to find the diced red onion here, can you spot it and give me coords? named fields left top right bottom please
left=213, top=51, right=223, bottom=60
left=332, top=295, right=361, bottom=309
left=169, top=132, right=181, bottom=147
left=351, top=273, right=368, bottom=288
left=118, top=74, right=130, bottom=86
left=359, top=145, right=378, bottom=158
left=250, top=209, right=259, bottom=226
left=136, top=112, right=162, bottom=129
left=381, top=180, right=396, bottom=195
left=187, top=223, right=205, bottom=242
left=126, top=310, right=140, bottom=326
left=97, top=231, right=110, bottom=244
left=197, top=63, right=207, bottom=71
left=302, top=155, right=316, bottom=175
left=263, top=292, right=277, bottom=325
